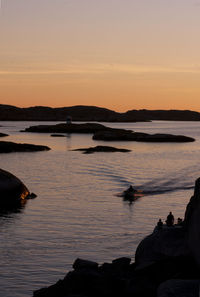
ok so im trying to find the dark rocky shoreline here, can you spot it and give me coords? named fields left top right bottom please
left=33, top=179, right=200, bottom=297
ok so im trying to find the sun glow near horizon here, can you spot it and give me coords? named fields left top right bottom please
left=1, top=0, right=200, bottom=112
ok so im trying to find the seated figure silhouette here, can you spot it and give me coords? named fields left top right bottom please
left=166, top=211, right=174, bottom=227
left=157, top=218, right=163, bottom=229
left=177, top=217, right=183, bottom=225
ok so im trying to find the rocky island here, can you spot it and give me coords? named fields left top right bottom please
left=33, top=178, right=200, bottom=297
left=0, top=132, right=9, bottom=137
left=22, top=122, right=114, bottom=134
left=22, top=123, right=195, bottom=143
left=73, top=145, right=131, bottom=154
left=0, top=141, right=50, bottom=153
left=93, top=131, right=195, bottom=142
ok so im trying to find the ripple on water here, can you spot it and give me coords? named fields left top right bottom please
left=0, top=121, right=199, bottom=297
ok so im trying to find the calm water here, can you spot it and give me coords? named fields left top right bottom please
left=0, top=120, right=200, bottom=297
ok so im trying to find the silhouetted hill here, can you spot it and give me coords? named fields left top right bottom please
left=0, top=105, right=120, bottom=121
left=124, top=109, right=200, bottom=121
left=0, top=104, right=200, bottom=122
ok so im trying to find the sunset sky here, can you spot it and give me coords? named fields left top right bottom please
left=1, top=0, right=200, bottom=112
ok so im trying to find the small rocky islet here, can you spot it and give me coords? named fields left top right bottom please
left=33, top=178, right=200, bottom=297
left=22, top=123, right=195, bottom=143
left=0, top=132, right=9, bottom=137
left=0, top=141, right=50, bottom=153
left=50, top=134, right=66, bottom=137
left=73, top=146, right=131, bottom=154
left=0, top=168, right=36, bottom=205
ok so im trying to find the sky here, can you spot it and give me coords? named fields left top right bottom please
left=0, top=0, right=200, bottom=112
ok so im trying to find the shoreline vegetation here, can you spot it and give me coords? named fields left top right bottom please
left=1, top=104, right=200, bottom=122
left=33, top=178, right=200, bottom=297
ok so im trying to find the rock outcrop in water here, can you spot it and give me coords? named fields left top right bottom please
left=22, top=123, right=113, bottom=133
left=50, top=134, right=66, bottom=137
left=0, top=132, right=8, bottom=137
left=0, top=168, right=31, bottom=204
left=73, top=146, right=131, bottom=154
left=33, top=178, right=200, bottom=297
left=0, top=141, right=50, bottom=153
left=93, top=130, right=195, bottom=142
left=22, top=123, right=195, bottom=143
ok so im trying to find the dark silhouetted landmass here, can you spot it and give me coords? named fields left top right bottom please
left=1, top=104, right=200, bottom=122
left=0, top=132, right=9, bottom=137
left=93, top=130, right=195, bottom=142
left=22, top=123, right=115, bottom=133
left=73, top=145, right=131, bottom=154
left=0, top=141, right=50, bottom=153
left=50, top=134, right=66, bottom=137
left=0, top=104, right=121, bottom=122
left=22, top=123, right=195, bottom=142
left=123, top=109, right=200, bottom=121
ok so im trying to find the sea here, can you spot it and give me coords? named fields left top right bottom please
left=0, top=120, right=199, bottom=297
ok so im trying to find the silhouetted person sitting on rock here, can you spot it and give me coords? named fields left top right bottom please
left=166, top=211, right=174, bottom=227
left=157, top=218, right=163, bottom=229
left=177, top=217, right=183, bottom=225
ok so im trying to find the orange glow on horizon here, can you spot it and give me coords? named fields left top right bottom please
left=1, top=1, right=200, bottom=113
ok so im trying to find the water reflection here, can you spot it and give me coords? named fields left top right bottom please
left=0, top=199, right=27, bottom=219
left=65, top=133, right=71, bottom=150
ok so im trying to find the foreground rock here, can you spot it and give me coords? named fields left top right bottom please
left=184, top=178, right=200, bottom=267
left=0, top=141, right=50, bottom=153
left=33, top=255, right=199, bottom=297
left=33, top=178, right=200, bottom=297
left=93, top=130, right=195, bottom=142
left=135, top=227, right=189, bottom=269
left=157, top=279, right=199, bottom=297
left=73, top=145, right=131, bottom=154
left=0, top=168, right=31, bottom=204
left=0, top=132, right=8, bottom=137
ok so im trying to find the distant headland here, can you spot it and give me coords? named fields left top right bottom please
left=1, top=104, right=200, bottom=122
